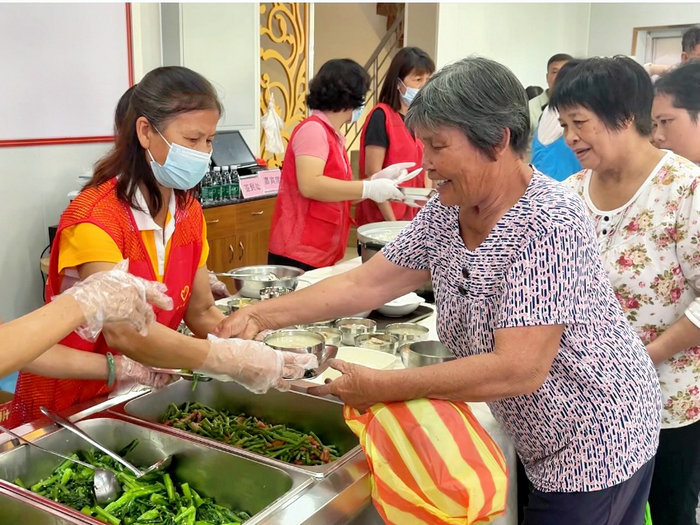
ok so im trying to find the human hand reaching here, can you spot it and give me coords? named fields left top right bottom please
left=197, top=335, right=318, bottom=393
left=62, top=259, right=173, bottom=341
left=362, top=178, right=403, bottom=203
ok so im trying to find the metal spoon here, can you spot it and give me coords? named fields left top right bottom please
left=0, top=424, right=120, bottom=504
left=39, top=407, right=171, bottom=478
left=149, top=367, right=212, bottom=382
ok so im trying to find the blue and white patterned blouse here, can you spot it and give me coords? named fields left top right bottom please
left=383, top=171, right=661, bottom=492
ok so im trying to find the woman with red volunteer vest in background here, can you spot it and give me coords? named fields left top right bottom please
left=268, top=59, right=409, bottom=271
left=355, top=47, right=435, bottom=226
left=8, top=67, right=315, bottom=427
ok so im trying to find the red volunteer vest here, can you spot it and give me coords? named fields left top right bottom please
left=8, top=178, right=203, bottom=427
left=268, top=115, right=353, bottom=268
left=355, top=103, right=425, bottom=225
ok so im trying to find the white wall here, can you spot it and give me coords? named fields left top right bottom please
left=179, top=3, right=260, bottom=150
left=131, top=3, right=162, bottom=82
left=0, top=3, right=261, bottom=322
left=313, top=3, right=387, bottom=73
left=588, top=3, right=700, bottom=58
left=0, top=5, right=162, bottom=322
left=405, top=3, right=439, bottom=61
left=0, top=143, right=111, bottom=320
left=436, top=3, right=590, bottom=89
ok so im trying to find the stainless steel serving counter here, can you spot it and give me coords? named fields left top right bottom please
left=0, top=257, right=516, bottom=524
left=0, top=386, right=382, bottom=525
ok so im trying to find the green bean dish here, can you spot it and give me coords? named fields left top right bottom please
left=14, top=440, right=251, bottom=525
left=161, top=402, right=340, bottom=466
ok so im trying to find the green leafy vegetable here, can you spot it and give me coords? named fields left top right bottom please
left=15, top=440, right=251, bottom=524
left=161, top=402, right=339, bottom=466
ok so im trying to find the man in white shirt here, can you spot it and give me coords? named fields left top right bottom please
left=526, top=53, right=573, bottom=160
left=530, top=58, right=583, bottom=181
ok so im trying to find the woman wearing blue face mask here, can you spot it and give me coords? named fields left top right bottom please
left=9, top=67, right=316, bottom=427
left=268, top=58, right=405, bottom=271
left=355, top=47, right=435, bottom=226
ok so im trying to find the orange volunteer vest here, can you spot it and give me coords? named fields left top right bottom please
left=8, top=178, right=203, bottom=427
left=268, top=115, right=353, bottom=269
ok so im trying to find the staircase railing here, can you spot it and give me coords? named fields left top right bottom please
left=344, top=5, right=405, bottom=152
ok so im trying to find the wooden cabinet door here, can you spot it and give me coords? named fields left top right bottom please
left=202, top=197, right=277, bottom=275
left=206, top=235, right=238, bottom=274
left=233, top=198, right=276, bottom=268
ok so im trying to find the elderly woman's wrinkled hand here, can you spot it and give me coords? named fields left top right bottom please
left=62, top=259, right=173, bottom=341
left=307, top=359, right=381, bottom=411
left=213, top=308, right=267, bottom=340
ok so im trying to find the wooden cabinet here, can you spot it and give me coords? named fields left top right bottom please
left=203, top=197, right=277, bottom=292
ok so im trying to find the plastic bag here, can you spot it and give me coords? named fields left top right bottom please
left=345, top=399, right=508, bottom=525
left=261, top=93, right=285, bottom=155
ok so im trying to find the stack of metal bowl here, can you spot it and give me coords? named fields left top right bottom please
left=224, top=265, right=304, bottom=299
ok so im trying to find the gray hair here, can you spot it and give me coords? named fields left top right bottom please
left=405, top=57, right=530, bottom=159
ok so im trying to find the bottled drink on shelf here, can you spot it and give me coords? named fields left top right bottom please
left=200, top=169, right=213, bottom=206
left=211, top=166, right=222, bottom=204
left=221, top=166, right=231, bottom=203
left=230, top=168, right=241, bottom=200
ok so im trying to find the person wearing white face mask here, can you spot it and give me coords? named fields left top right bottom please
left=8, top=67, right=316, bottom=428
left=355, top=47, right=436, bottom=226
left=269, top=59, right=405, bottom=270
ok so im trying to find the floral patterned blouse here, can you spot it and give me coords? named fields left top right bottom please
left=565, top=151, right=700, bottom=428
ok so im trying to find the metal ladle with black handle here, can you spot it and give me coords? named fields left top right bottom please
left=39, top=407, right=171, bottom=479
left=0, top=423, right=120, bottom=504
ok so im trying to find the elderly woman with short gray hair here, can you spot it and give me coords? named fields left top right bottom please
left=216, top=57, right=661, bottom=524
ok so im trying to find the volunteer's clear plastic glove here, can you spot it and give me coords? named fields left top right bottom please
left=197, top=335, right=318, bottom=394
left=114, top=355, right=172, bottom=390
left=61, top=259, right=173, bottom=342
left=369, top=162, right=415, bottom=181
left=362, top=178, right=404, bottom=203
left=208, top=271, right=231, bottom=300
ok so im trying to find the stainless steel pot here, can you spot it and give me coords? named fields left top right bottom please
left=356, top=221, right=433, bottom=294
left=221, top=265, right=305, bottom=299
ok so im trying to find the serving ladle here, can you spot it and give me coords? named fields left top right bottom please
left=39, top=407, right=171, bottom=479
left=0, top=423, right=120, bottom=504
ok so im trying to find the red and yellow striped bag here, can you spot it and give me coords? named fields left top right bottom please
left=344, top=399, right=508, bottom=525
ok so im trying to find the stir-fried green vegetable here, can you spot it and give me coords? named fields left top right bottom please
left=162, top=402, right=340, bottom=466
left=15, top=440, right=251, bottom=524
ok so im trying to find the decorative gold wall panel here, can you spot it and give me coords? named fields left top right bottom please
left=260, top=3, right=309, bottom=168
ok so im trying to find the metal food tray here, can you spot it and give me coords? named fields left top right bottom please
left=0, top=417, right=312, bottom=525
left=0, top=482, right=95, bottom=524
left=112, top=379, right=361, bottom=478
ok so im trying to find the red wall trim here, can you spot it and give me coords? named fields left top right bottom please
left=126, top=3, right=135, bottom=87
left=0, top=3, right=134, bottom=148
left=0, top=136, right=115, bottom=148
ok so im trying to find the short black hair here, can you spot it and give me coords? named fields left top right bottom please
left=551, top=58, right=583, bottom=87
left=307, top=59, right=370, bottom=112
left=655, top=61, right=700, bottom=123
left=550, top=55, right=653, bottom=136
left=547, top=53, right=573, bottom=69
left=682, top=25, right=700, bottom=53
left=379, top=47, right=435, bottom=111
